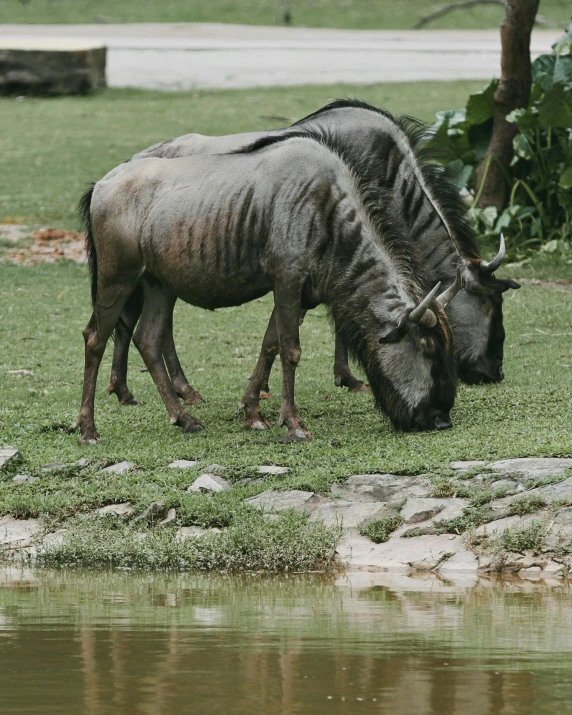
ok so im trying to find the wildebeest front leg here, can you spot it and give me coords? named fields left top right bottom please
left=274, top=288, right=310, bottom=440
left=132, top=284, right=204, bottom=433
left=333, top=332, right=369, bottom=393
left=240, top=309, right=278, bottom=430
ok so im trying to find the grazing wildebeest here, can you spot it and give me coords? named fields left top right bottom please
left=77, top=135, right=460, bottom=444
left=106, top=100, right=519, bottom=409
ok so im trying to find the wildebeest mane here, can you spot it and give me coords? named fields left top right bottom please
left=234, top=128, right=420, bottom=298
left=292, top=98, right=481, bottom=262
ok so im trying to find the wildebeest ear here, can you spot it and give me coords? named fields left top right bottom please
left=379, top=325, right=403, bottom=344
left=493, top=277, right=521, bottom=293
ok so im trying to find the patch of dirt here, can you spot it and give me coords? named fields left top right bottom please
left=5, top=227, right=86, bottom=264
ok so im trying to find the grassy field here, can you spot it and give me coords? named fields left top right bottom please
left=1, top=80, right=571, bottom=569
left=1, top=0, right=569, bottom=30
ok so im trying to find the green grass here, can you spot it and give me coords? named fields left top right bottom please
left=0, top=82, right=486, bottom=229
left=359, top=513, right=403, bottom=543
left=1, top=0, right=569, bottom=30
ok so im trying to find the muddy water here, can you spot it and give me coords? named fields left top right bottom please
left=1, top=569, right=571, bottom=714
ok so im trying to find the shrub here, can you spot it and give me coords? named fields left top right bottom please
left=359, top=513, right=403, bottom=543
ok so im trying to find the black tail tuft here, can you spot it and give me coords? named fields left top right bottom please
left=79, top=183, right=97, bottom=306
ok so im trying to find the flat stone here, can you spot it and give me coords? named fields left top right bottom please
left=493, top=478, right=572, bottom=511
left=40, top=529, right=68, bottom=549
left=332, top=474, right=430, bottom=503
left=12, top=474, right=37, bottom=484
left=40, top=462, right=65, bottom=473
left=336, top=533, right=468, bottom=571
left=187, top=474, right=230, bottom=493
left=71, top=458, right=90, bottom=468
left=487, top=458, right=572, bottom=481
left=474, top=513, right=545, bottom=537
left=158, top=508, right=177, bottom=526
left=100, top=461, right=136, bottom=475
left=519, top=566, right=542, bottom=577
left=490, top=478, right=518, bottom=493
left=450, top=460, right=486, bottom=473
left=308, top=500, right=389, bottom=528
left=204, top=464, right=226, bottom=476
left=394, top=499, right=468, bottom=535
left=438, top=550, right=479, bottom=572
left=401, top=498, right=446, bottom=524
left=134, top=502, right=167, bottom=523
left=177, top=526, right=222, bottom=540
left=245, top=489, right=319, bottom=512
left=0, top=516, right=41, bottom=548
left=168, top=460, right=200, bottom=469
left=97, top=502, right=134, bottom=517
left=257, top=465, right=289, bottom=475
left=0, top=448, right=21, bottom=469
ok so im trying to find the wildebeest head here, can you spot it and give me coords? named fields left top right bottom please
left=447, top=235, right=520, bottom=385
left=349, top=279, right=461, bottom=433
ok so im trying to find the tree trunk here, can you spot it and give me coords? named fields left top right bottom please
left=475, top=0, right=539, bottom=211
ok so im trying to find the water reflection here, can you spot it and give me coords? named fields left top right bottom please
left=0, top=568, right=571, bottom=714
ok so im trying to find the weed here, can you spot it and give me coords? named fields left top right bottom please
left=359, top=513, right=403, bottom=544
left=507, top=495, right=547, bottom=516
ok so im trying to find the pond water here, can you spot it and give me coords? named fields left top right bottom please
left=1, top=568, right=571, bottom=714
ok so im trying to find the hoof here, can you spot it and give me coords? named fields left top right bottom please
left=349, top=382, right=369, bottom=393
left=182, top=422, right=205, bottom=433
left=259, top=391, right=272, bottom=400
left=334, top=377, right=343, bottom=388
left=80, top=430, right=100, bottom=446
left=183, top=391, right=205, bottom=406
left=245, top=417, right=272, bottom=431
left=120, top=397, right=144, bottom=406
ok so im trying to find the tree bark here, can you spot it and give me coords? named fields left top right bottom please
left=475, top=0, right=539, bottom=211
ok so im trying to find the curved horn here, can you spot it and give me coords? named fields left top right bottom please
left=436, top=269, right=463, bottom=309
left=480, top=233, right=506, bottom=274
left=409, top=281, right=441, bottom=328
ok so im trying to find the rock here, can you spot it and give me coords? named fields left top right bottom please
left=336, top=533, right=469, bottom=571
left=100, top=461, right=136, bottom=475
left=332, top=474, right=430, bottom=503
left=0, top=516, right=41, bottom=548
left=450, top=460, right=486, bottom=474
left=39, top=529, right=68, bottom=549
left=543, top=508, right=572, bottom=549
left=97, top=502, right=134, bottom=517
left=257, top=465, right=289, bottom=475
left=187, top=474, right=230, bottom=493
left=40, top=462, right=65, bottom=473
left=168, top=460, right=200, bottom=469
left=401, top=498, right=445, bottom=524
left=237, top=477, right=266, bottom=487
left=0, top=44, right=106, bottom=96
left=487, top=457, right=572, bottom=482
left=489, top=479, right=518, bottom=493
left=12, top=474, right=37, bottom=484
left=0, top=448, right=21, bottom=469
left=474, top=513, right=545, bottom=537
left=245, top=489, right=319, bottom=512
left=158, top=508, right=177, bottom=526
left=519, top=566, right=542, bottom=578
left=438, top=550, right=479, bottom=572
left=308, top=500, right=389, bottom=529
left=393, top=499, right=468, bottom=537
left=71, top=458, right=90, bottom=468
left=204, top=464, right=226, bottom=476
left=493, top=478, right=572, bottom=511
left=177, top=526, right=222, bottom=540
left=134, top=502, right=167, bottom=523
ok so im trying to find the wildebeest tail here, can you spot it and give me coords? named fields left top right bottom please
left=79, top=183, right=97, bottom=306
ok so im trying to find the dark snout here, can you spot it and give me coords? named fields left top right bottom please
left=394, top=410, right=453, bottom=432
left=460, top=359, right=504, bottom=385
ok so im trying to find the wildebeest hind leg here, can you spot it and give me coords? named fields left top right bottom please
left=333, top=332, right=369, bottom=393
left=133, top=284, right=204, bottom=433
left=240, top=308, right=278, bottom=430
left=274, top=288, right=311, bottom=440
left=77, top=277, right=140, bottom=445
left=162, top=307, right=205, bottom=406
left=108, top=285, right=144, bottom=406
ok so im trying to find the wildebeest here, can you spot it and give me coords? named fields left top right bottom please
left=77, top=135, right=460, bottom=445
left=107, top=100, right=519, bottom=409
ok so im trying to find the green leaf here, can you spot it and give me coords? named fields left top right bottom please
left=559, top=166, right=572, bottom=190
left=512, top=133, right=535, bottom=161
left=537, top=84, right=572, bottom=128
left=540, top=239, right=559, bottom=253
left=532, top=54, right=556, bottom=90
left=466, top=80, right=497, bottom=125
left=506, top=107, right=539, bottom=132
left=553, top=56, right=572, bottom=90
left=443, top=159, right=473, bottom=190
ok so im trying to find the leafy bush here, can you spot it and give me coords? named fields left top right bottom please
left=426, top=24, right=572, bottom=260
